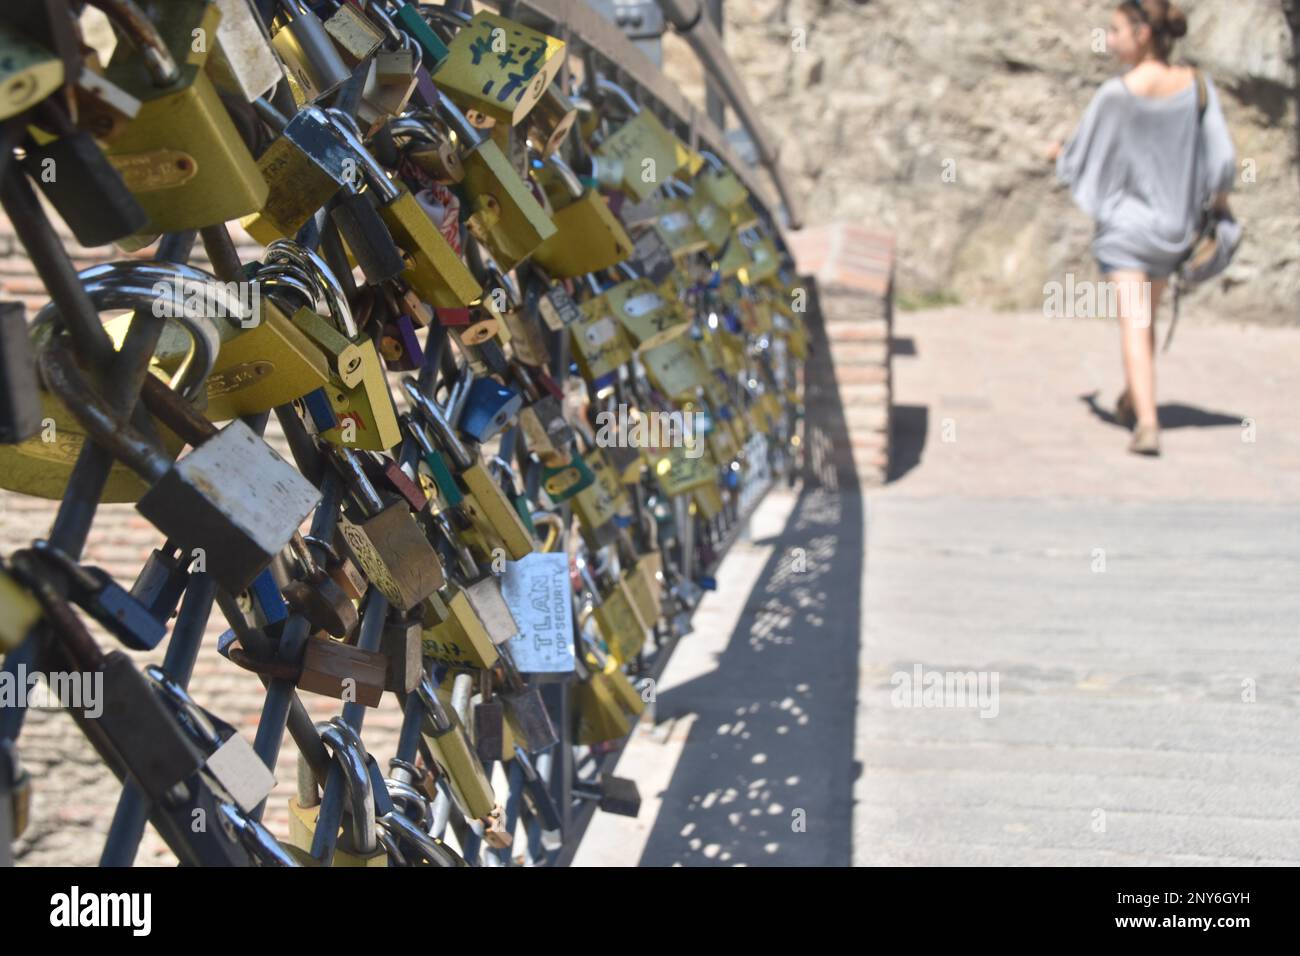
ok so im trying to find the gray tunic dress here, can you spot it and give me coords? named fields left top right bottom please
left=1056, top=73, right=1236, bottom=278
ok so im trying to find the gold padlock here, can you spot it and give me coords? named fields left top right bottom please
left=433, top=11, right=565, bottom=128
left=422, top=589, right=501, bottom=669
left=571, top=304, right=633, bottom=391
left=103, top=2, right=268, bottom=233
left=320, top=339, right=403, bottom=451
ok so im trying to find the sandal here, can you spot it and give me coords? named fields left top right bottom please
left=1115, top=390, right=1137, bottom=430
left=1128, top=423, right=1160, bottom=456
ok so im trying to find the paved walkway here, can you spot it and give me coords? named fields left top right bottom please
left=578, top=304, right=1300, bottom=866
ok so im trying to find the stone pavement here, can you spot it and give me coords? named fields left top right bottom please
left=577, top=301, right=1300, bottom=866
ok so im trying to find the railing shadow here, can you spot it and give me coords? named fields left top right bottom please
left=636, top=279, right=865, bottom=866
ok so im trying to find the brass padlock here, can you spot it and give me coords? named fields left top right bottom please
left=638, top=330, right=710, bottom=403
left=102, top=2, right=268, bottom=233
left=432, top=10, right=565, bottom=128
left=417, top=678, right=496, bottom=820
left=571, top=304, right=633, bottom=392
left=422, top=589, right=501, bottom=670
left=530, top=155, right=634, bottom=278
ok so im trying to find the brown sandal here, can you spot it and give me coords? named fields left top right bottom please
left=1115, top=390, right=1137, bottom=430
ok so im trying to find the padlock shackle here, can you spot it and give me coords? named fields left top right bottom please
left=401, top=377, right=472, bottom=470
left=85, top=0, right=180, bottom=87
left=320, top=719, right=378, bottom=855
left=433, top=91, right=482, bottom=149
left=546, top=153, right=585, bottom=202
left=33, top=261, right=226, bottom=402
left=216, top=802, right=300, bottom=866
left=261, top=239, right=358, bottom=338
left=307, top=107, right=403, bottom=204
left=328, top=447, right=386, bottom=517
left=416, top=677, right=455, bottom=734
left=39, top=339, right=172, bottom=485
left=595, top=77, right=641, bottom=117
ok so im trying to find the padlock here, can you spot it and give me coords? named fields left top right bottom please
left=288, top=720, right=387, bottom=865
left=271, top=0, right=352, bottom=104
left=570, top=306, right=633, bottom=393
left=29, top=541, right=166, bottom=652
left=432, top=10, right=565, bottom=128
left=22, top=101, right=150, bottom=247
left=591, top=578, right=649, bottom=665
left=571, top=448, right=630, bottom=549
left=296, top=636, right=388, bottom=707
left=434, top=95, right=557, bottom=271
left=390, top=1, right=450, bottom=64
left=694, top=151, right=751, bottom=210
left=380, top=612, right=423, bottom=694
left=109, top=296, right=334, bottom=423
left=101, top=0, right=268, bottom=232
left=416, top=677, right=496, bottom=819
left=207, top=0, right=283, bottom=104
left=526, top=81, right=579, bottom=155
left=322, top=2, right=385, bottom=64
left=0, top=565, right=43, bottom=655
left=422, top=588, right=500, bottom=669
left=592, top=79, right=696, bottom=201
left=358, top=48, right=419, bottom=129
left=647, top=194, right=709, bottom=257
left=605, top=276, right=685, bottom=348
left=459, top=377, right=523, bottom=444
left=332, top=448, right=444, bottom=612
left=540, top=450, right=595, bottom=504
left=146, top=666, right=277, bottom=814
left=323, top=109, right=482, bottom=308
left=518, top=393, right=574, bottom=463
left=535, top=284, right=585, bottom=331
left=500, top=551, right=577, bottom=675
left=403, top=380, right=535, bottom=561
left=239, top=106, right=359, bottom=246
left=41, top=342, right=319, bottom=599
left=638, top=330, right=711, bottom=403
left=319, top=338, right=404, bottom=451
left=0, top=18, right=63, bottom=121
left=531, top=154, right=635, bottom=278
left=393, top=115, right=464, bottom=184
left=128, top=547, right=191, bottom=624
left=575, top=658, right=646, bottom=746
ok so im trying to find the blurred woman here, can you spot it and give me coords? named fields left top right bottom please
left=1050, top=0, right=1236, bottom=456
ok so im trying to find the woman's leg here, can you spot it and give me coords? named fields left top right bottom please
left=1110, top=270, right=1158, bottom=427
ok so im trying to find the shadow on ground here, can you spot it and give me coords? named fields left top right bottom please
left=1079, top=392, right=1244, bottom=429
left=635, top=280, right=865, bottom=866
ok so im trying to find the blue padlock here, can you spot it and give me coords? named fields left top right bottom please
left=458, top=377, right=523, bottom=444
left=248, top=569, right=289, bottom=627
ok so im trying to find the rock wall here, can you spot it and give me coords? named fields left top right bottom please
left=678, top=0, right=1299, bottom=323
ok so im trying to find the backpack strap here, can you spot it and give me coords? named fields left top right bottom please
left=1194, top=69, right=1207, bottom=121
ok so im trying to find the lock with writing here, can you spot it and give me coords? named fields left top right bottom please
left=432, top=10, right=566, bottom=129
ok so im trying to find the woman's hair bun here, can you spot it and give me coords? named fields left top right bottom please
left=1165, top=3, right=1188, bottom=38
